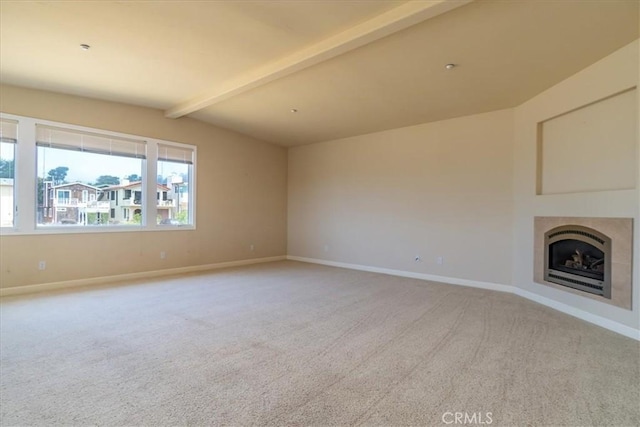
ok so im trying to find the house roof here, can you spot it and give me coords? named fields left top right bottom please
left=1, top=1, right=637, bottom=146
left=51, top=182, right=102, bottom=191
left=103, top=181, right=171, bottom=192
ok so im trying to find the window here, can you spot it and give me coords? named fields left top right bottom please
left=157, top=143, right=194, bottom=226
left=56, top=190, right=70, bottom=203
left=0, top=119, right=17, bottom=227
left=36, top=125, right=144, bottom=226
left=0, top=113, right=196, bottom=234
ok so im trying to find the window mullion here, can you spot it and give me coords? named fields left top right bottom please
left=14, top=118, right=36, bottom=232
left=144, top=140, right=158, bottom=229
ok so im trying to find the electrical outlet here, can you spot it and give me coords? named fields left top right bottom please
left=250, top=244, right=255, bottom=252
left=436, top=256, right=444, bottom=265
left=38, top=261, right=46, bottom=270
left=160, top=251, right=166, bottom=259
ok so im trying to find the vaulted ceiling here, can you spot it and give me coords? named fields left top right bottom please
left=1, top=0, right=638, bottom=146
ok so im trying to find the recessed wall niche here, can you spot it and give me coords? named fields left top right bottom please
left=536, top=88, right=637, bottom=195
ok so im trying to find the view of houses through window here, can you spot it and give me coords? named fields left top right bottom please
left=0, top=142, right=15, bottom=227
left=157, top=160, right=189, bottom=225
left=37, top=146, right=143, bottom=226
left=0, top=115, right=195, bottom=231
left=37, top=148, right=192, bottom=227
left=0, top=119, right=17, bottom=228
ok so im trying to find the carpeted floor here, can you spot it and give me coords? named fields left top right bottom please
left=1, top=260, right=638, bottom=426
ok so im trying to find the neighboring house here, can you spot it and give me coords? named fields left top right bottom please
left=101, top=181, right=174, bottom=224
left=43, top=182, right=110, bottom=225
left=167, top=175, right=189, bottom=217
left=0, top=178, right=13, bottom=227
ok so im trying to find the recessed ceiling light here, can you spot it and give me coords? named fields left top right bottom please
left=290, top=109, right=298, bottom=113
left=80, top=44, right=91, bottom=51
left=445, top=63, right=456, bottom=70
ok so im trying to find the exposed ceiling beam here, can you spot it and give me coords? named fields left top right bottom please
left=165, top=0, right=473, bottom=119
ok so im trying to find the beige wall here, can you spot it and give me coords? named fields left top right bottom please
left=0, top=85, right=288, bottom=289
left=513, top=40, right=639, bottom=329
left=288, top=109, right=514, bottom=285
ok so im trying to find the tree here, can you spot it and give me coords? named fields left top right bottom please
left=86, top=212, right=108, bottom=225
left=131, top=212, right=142, bottom=224
left=126, top=174, right=141, bottom=182
left=47, top=166, right=68, bottom=185
left=94, top=175, right=120, bottom=186
left=0, top=159, right=14, bottom=178
left=37, top=178, right=45, bottom=205
left=175, top=210, right=188, bottom=224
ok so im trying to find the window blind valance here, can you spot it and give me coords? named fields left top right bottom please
left=36, top=125, right=146, bottom=159
left=0, top=119, right=18, bottom=144
left=158, top=143, right=193, bottom=165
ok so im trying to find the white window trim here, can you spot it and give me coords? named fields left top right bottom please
left=0, top=112, right=196, bottom=235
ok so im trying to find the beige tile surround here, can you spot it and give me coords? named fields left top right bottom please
left=534, top=217, right=633, bottom=310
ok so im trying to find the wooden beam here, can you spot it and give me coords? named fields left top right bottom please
left=165, top=0, right=473, bottom=119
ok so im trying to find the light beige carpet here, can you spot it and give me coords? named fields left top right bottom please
left=1, top=261, right=638, bottom=426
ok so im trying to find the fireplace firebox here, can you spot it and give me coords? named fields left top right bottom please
left=544, top=225, right=611, bottom=298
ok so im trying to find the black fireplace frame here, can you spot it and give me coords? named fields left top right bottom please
left=543, top=225, right=612, bottom=299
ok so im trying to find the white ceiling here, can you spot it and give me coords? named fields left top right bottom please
left=1, top=0, right=638, bottom=146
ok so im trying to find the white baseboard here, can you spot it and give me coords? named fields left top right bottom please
left=287, top=256, right=640, bottom=341
left=513, top=288, right=640, bottom=341
left=0, top=256, right=286, bottom=298
left=286, top=256, right=513, bottom=293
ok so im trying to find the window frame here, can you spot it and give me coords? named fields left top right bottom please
left=0, top=112, right=196, bottom=235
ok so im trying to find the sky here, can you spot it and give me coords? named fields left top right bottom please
left=1, top=142, right=14, bottom=161
left=36, top=147, right=186, bottom=184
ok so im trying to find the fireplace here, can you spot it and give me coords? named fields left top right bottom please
left=535, top=217, right=632, bottom=310
left=544, top=225, right=611, bottom=298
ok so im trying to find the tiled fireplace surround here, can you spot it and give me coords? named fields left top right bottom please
left=534, top=217, right=633, bottom=310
